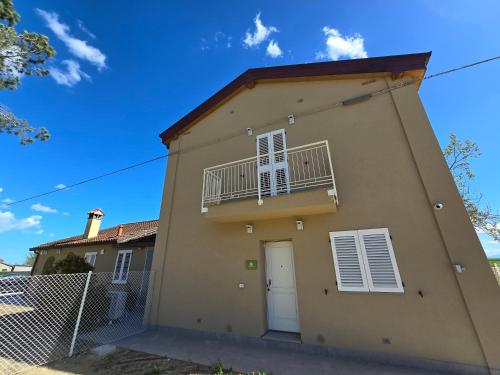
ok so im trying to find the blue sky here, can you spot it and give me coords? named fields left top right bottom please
left=1, top=0, right=499, bottom=264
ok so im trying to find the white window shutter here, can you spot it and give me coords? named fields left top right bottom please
left=329, top=231, right=369, bottom=292
left=271, top=130, right=285, bottom=163
left=113, top=253, right=124, bottom=281
left=256, top=133, right=272, bottom=197
left=270, top=129, right=290, bottom=194
left=358, top=228, right=404, bottom=293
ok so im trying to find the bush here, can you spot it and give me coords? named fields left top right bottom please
left=47, top=253, right=94, bottom=274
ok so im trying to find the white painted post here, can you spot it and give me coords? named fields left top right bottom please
left=325, top=141, right=339, bottom=205
left=201, top=168, right=208, bottom=213
left=69, top=271, right=92, bottom=357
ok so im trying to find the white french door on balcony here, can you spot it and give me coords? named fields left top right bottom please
left=257, top=129, right=290, bottom=197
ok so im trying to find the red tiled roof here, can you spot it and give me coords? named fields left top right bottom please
left=159, top=52, right=432, bottom=146
left=31, top=219, right=158, bottom=250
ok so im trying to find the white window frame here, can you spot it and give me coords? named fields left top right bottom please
left=84, top=252, right=97, bottom=267
left=330, top=228, right=404, bottom=293
left=113, top=250, right=132, bottom=284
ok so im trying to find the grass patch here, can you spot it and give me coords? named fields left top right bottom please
left=489, top=259, right=500, bottom=265
left=211, top=360, right=271, bottom=375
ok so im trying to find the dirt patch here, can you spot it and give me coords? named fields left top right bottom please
left=23, top=348, right=217, bottom=375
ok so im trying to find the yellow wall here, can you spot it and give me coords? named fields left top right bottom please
left=0, top=262, right=13, bottom=272
left=150, top=74, right=500, bottom=370
left=33, top=243, right=152, bottom=275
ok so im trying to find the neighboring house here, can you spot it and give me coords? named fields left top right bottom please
left=0, top=260, right=13, bottom=273
left=149, top=52, right=500, bottom=373
left=11, top=265, right=32, bottom=273
left=31, top=209, right=157, bottom=283
left=0, top=260, right=30, bottom=276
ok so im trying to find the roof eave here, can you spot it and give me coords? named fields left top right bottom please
left=159, top=52, right=432, bottom=146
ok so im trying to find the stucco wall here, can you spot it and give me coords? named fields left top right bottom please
left=150, top=75, right=500, bottom=370
left=0, top=262, right=13, bottom=272
left=33, top=243, right=152, bottom=275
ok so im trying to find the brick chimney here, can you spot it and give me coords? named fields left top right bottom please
left=117, top=224, right=124, bottom=236
left=84, top=208, right=104, bottom=239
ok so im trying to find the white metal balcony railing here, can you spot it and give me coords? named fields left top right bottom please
left=201, top=140, right=338, bottom=212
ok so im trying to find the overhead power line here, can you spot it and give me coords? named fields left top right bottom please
left=165, top=55, right=500, bottom=157
left=3, top=55, right=499, bottom=208
left=4, top=154, right=167, bottom=207
left=423, top=55, right=499, bottom=80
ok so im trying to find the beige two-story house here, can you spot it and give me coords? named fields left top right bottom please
left=149, top=52, right=500, bottom=374
left=31, top=209, right=157, bottom=282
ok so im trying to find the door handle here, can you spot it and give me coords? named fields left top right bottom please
left=267, top=279, right=272, bottom=291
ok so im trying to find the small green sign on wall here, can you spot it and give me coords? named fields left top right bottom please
left=245, top=260, right=258, bottom=270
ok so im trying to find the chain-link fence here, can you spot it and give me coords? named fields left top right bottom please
left=0, top=271, right=153, bottom=374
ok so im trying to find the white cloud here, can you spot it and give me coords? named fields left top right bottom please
left=266, top=40, right=282, bottom=58
left=0, top=211, right=42, bottom=233
left=50, top=60, right=90, bottom=87
left=77, top=20, right=96, bottom=39
left=35, top=229, right=44, bottom=235
left=214, top=32, right=232, bottom=49
left=36, top=9, right=107, bottom=70
left=0, top=198, right=13, bottom=209
left=316, top=26, right=367, bottom=61
left=243, top=12, right=278, bottom=48
left=0, top=187, right=3, bottom=193
left=201, top=33, right=233, bottom=52
left=55, top=184, right=66, bottom=189
left=62, top=212, right=70, bottom=216
left=31, top=203, right=58, bottom=213
left=200, top=37, right=209, bottom=52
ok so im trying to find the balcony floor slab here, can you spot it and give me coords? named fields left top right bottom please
left=203, top=188, right=336, bottom=223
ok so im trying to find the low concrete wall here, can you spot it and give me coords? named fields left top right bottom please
left=152, top=325, right=497, bottom=375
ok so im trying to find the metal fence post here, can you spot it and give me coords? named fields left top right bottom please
left=69, top=271, right=92, bottom=357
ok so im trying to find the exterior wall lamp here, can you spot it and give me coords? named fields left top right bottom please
left=245, top=224, right=253, bottom=234
left=453, top=263, right=466, bottom=273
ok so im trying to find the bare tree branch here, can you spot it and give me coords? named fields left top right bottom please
left=443, top=134, right=499, bottom=241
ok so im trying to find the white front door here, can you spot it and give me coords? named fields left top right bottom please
left=265, top=241, right=300, bottom=332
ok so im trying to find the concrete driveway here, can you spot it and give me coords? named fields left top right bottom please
left=116, top=330, right=447, bottom=375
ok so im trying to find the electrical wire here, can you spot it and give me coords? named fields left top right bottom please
left=3, top=55, right=499, bottom=208
left=4, top=155, right=167, bottom=207
left=166, top=55, right=500, bottom=157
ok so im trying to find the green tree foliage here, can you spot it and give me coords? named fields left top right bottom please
left=24, top=251, right=37, bottom=266
left=47, top=253, right=94, bottom=274
left=0, top=0, right=55, bottom=144
left=443, top=134, right=499, bottom=241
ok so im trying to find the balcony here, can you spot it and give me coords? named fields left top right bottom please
left=201, top=140, right=338, bottom=222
